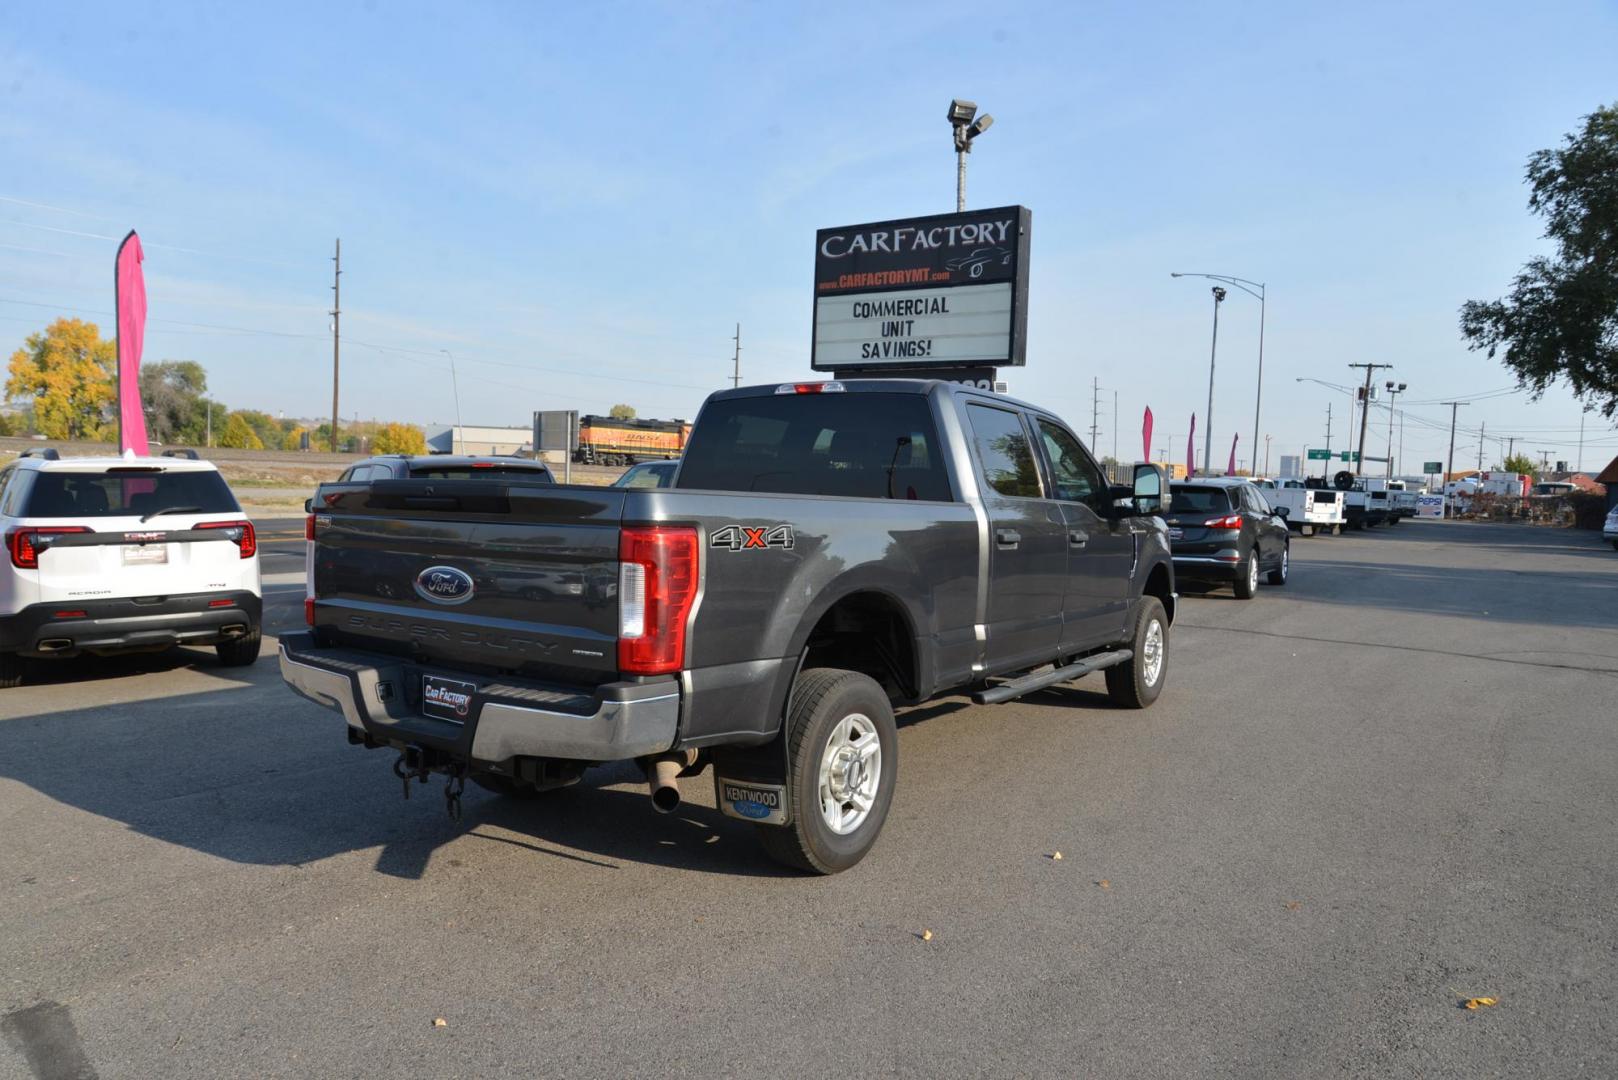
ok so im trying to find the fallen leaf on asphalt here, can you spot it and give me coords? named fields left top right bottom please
left=1097, top=879, right=1111, bottom=889
left=433, top=1018, right=448, bottom=1028
left=1462, top=997, right=1498, bottom=1010
left=1284, top=901, right=1302, bottom=911
left=920, top=929, right=933, bottom=941
left=1051, top=851, right=1063, bottom=860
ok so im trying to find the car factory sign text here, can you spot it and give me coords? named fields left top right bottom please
left=811, top=206, right=1031, bottom=373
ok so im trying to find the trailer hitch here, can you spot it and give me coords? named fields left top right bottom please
left=393, top=753, right=431, bottom=800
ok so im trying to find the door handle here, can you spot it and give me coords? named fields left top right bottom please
left=1068, top=530, right=1089, bottom=548
left=995, top=528, right=1021, bottom=548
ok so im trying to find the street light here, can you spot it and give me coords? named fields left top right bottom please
left=1172, top=272, right=1266, bottom=480
left=441, top=349, right=464, bottom=455
left=948, top=98, right=994, bottom=212
left=1193, top=286, right=1227, bottom=474
left=1383, top=380, right=1407, bottom=479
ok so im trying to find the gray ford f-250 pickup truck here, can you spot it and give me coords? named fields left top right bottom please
left=280, top=379, right=1175, bottom=873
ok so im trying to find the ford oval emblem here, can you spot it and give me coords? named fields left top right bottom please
left=414, top=565, right=475, bottom=606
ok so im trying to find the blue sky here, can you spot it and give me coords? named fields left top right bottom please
left=2, top=0, right=1616, bottom=473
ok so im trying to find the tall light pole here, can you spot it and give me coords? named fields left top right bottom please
left=1200, top=286, right=1226, bottom=474
left=1383, top=380, right=1407, bottom=479
left=441, top=349, right=464, bottom=455
left=1172, top=273, right=1265, bottom=478
left=948, top=99, right=994, bottom=212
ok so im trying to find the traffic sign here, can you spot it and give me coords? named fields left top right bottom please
left=1339, top=451, right=1360, bottom=462
left=1307, top=449, right=1331, bottom=461
left=1423, top=461, right=1443, bottom=473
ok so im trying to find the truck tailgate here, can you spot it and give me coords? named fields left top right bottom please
left=311, top=482, right=626, bottom=684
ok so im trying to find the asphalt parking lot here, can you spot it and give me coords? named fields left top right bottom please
left=3, top=520, right=1616, bottom=1078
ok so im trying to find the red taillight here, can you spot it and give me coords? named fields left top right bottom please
left=208, top=599, right=235, bottom=609
left=52, top=610, right=86, bottom=619
left=471, top=461, right=494, bottom=468
left=1202, top=514, right=1243, bottom=529
left=305, top=514, right=316, bottom=541
left=305, top=598, right=316, bottom=626
left=775, top=381, right=846, bottom=395
left=617, top=525, right=699, bottom=675
left=6, top=526, right=91, bottom=569
left=198, top=520, right=256, bottom=558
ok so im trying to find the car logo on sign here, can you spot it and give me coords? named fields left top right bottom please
left=414, top=566, right=475, bottom=605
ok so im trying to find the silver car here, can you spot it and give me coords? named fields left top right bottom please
left=1604, top=504, right=1618, bottom=551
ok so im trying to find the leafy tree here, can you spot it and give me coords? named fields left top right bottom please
left=372, top=421, right=426, bottom=454
left=609, top=403, right=637, bottom=420
left=140, top=360, right=209, bottom=444
left=1460, top=104, right=1618, bottom=419
left=5, top=318, right=116, bottom=439
left=0, top=406, right=31, bottom=437
left=217, top=411, right=264, bottom=450
left=281, top=426, right=311, bottom=451
left=233, top=408, right=282, bottom=449
left=1502, top=452, right=1537, bottom=476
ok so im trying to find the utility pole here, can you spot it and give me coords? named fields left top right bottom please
left=1090, top=377, right=1102, bottom=453
left=1204, top=287, right=1226, bottom=476
left=1577, top=409, right=1587, bottom=472
left=1477, top=421, right=1486, bottom=473
left=1442, top=401, right=1469, bottom=518
left=1383, top=381, right=1406, bottom=479
left=206, top=401, right=212, bottom=448
left=1264, top=434, right=1272, bottom=476
left=1112, top=389, right=1118, bottom=466
left=731, top=323, right=742, bottom=389
left=330, top=238, right=341, bottom=453
left=1348, top=362, right=1392, bottom=475
left=1323, top=402, right=1333, bottom=480
left=1505, top=435, right=1516, bottom=469
left=1538, top=449, right=1551, bottom=473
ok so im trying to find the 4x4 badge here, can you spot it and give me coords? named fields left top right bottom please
left=710, top=524, right=794, bottom=551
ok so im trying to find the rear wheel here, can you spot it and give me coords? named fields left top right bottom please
left=0, top=653, right=24, bottom=689
left=215, top=627, right=261, bottom=667
left=1105, top=596, right=1168, bottom=709
left=756, top=668, right=896, bottom=875
left=1233, top=549, right=1260, bottom=599
left=1266, top=545, right=1289, bottom=586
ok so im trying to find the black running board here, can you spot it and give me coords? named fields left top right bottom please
left=972, top=649, right=1134, bottom=705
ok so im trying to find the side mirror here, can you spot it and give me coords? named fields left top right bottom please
left=1274, top=506, right=1290, bottom=519
left=1131, top=463, right=1165, bottom=515
left=303, top=497, right=313, bottom=514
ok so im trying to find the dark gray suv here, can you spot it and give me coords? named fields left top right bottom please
left=1166, top=478, right=1290, bottom=599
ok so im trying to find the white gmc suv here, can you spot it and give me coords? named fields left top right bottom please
left=0, top=449, right=261, bottom=687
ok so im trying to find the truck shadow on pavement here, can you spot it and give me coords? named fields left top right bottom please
left=1286, top=559, right=1618, bottom=631
left=0, top=660, right=795, bottom=882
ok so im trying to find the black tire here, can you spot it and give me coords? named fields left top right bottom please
left=215, top=627, right=261, bottom=667
left=1610, top=540, right=1617, bottom=552
left=756, top=668, right=897, bottom=875
left=469, top=771, right=555, bottom=800
left=1233, top=549, right=1259, bottom=599
left=0, top=653, right=24, bottom=689
left=1266, top=543, right=1289, bottom=586
left=1105, top=596, right=1168, bottom=709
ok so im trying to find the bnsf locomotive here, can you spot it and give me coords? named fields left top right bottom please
left=574, top=415, right=692, bottom=466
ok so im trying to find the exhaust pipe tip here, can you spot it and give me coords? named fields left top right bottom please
left=650, top=784, right=681, bottom=814
left=646, top=750, right=696, bottom=815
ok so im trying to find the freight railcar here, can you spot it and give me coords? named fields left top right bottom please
left=574, top=415, right=691, bottom=466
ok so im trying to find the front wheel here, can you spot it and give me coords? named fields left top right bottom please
left=756, top=668, right=897, bottom=875
left=1105, top=596, right=1168, bottom=709
left=1233, top=550, right=1259, bottom=599
left=1266, top=545, right=1289, bottom=586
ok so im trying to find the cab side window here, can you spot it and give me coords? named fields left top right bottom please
left=1036, top=419, right=1108, bottom=513
left=965, top=405, right=1042, bottom=498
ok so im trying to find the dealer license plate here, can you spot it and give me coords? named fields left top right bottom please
left=421, top=674, right=477, bottom=724
left=122, top=544, right=168, bottom=565
left=1167, top=528, right=1183, bottom=541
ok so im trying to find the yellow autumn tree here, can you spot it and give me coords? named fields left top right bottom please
left=372, top=421, right=426, bottom=455
left=217, top=411, right=264, bottom=449
left=6, top=318, right=117, bottom=440
left=281, top=426, right=310, bottom=451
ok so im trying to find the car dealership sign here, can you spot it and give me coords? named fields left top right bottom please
left=811, top=206, right=1031, bottom=373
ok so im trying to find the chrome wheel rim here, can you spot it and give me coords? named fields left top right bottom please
left=1248, top=554, right=1259, bottom=591
left=1281, top=548, right=1289, bottom=580
left=818, top=713, right=882, bottom=835
left=1142, top=619, right=1164, bottom=686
